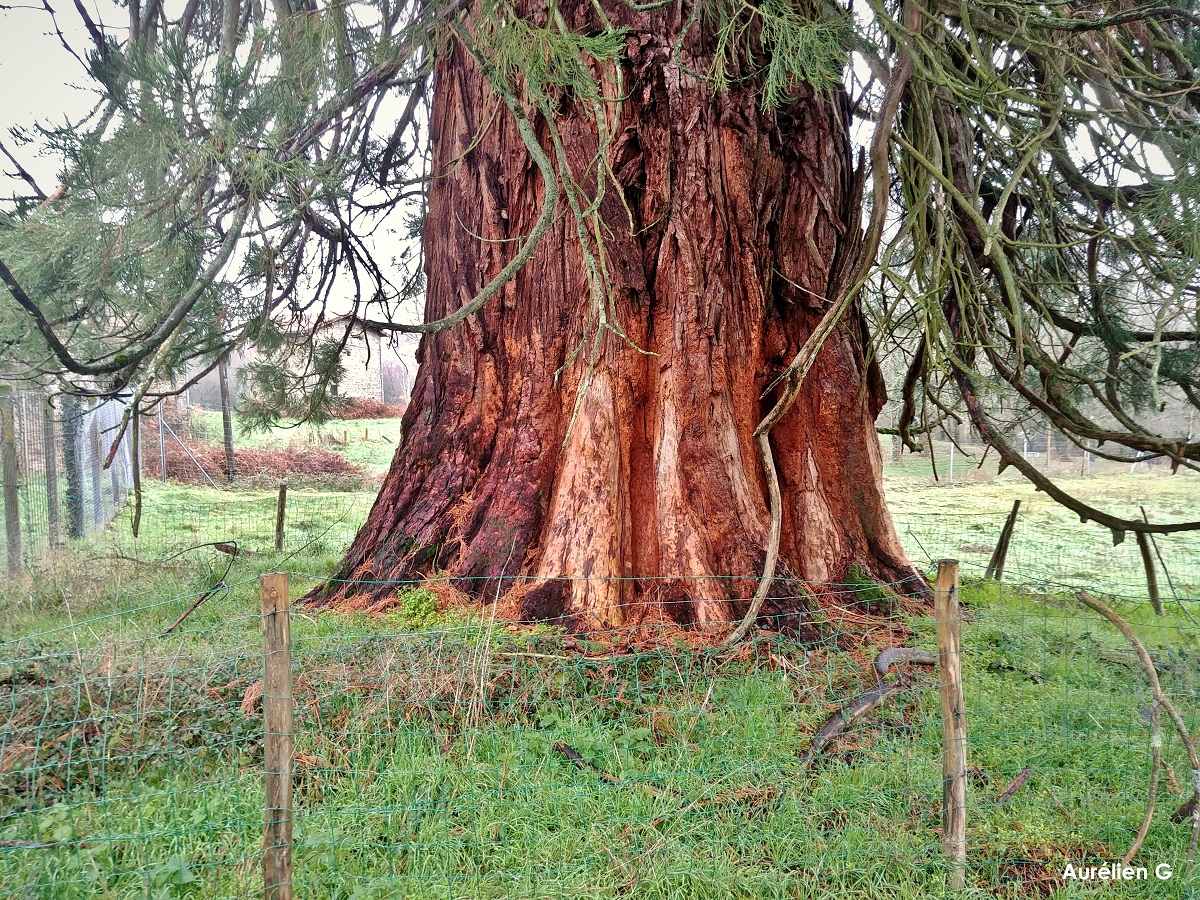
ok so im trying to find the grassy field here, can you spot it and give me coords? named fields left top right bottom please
left=883, top=443, right=1200, bottom=599
left=2, top=435, right=1199, bottom=898
left=191, top=409, right=401, bottom=476
left=2, top=573, right=1198, bottom=898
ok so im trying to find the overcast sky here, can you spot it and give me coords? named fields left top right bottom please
left=1, top=3, right=421, bottom=391
left=0, top=4, right=110, bottom=194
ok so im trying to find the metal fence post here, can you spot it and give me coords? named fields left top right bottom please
left=62, top=395, right=84, bottom=540
left=260, top=573, right=293, bottom=900
left=936, top=559, right=967, bottom=890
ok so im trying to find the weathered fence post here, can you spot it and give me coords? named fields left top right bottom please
left=88, top=419, right=102, bottom=529
left=936, top=559, right=967, bottom=890
left=984, top=500, right=1020, bottom=582
left=1, top=386, right=21, bottom=575
left=274, top=483, right=288, bottom=552
left=157, top=401, right=167, bottom=482
left=62, top=395, right=84, bottom=539
left=42, top=399, right=60, bottom=548
left=219, top=358, right=236, bottom=484
left=260, top=573, right=293, bottom=900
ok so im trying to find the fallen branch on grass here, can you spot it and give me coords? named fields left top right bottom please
left=802, top=647, right=931, bottom=767
left=801, top=678, right=908, bottom=766
left=873, top=648, right=937, bottom=678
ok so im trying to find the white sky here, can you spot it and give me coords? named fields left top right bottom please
left=0, top=5, right=110, bottom=193
left=0, top=4, right=421, bottom=388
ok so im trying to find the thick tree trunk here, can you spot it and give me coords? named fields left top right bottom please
left=315, top=1, right=919, bottom=628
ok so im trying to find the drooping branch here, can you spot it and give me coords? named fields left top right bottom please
left=1077, top=590, right=1200, bottom=872
left=725, top=0, right=921, bottom=645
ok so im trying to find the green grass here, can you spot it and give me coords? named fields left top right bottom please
left=3, top=574, right=1200, bottom=898
left=0, top=481, right=375, bottom=645
left=884, top=447, right=1200, bottom=600
left=3, top=449, right=1200, bottom=897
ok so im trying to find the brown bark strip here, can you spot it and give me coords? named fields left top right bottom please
left=996, top=767, right=1031, bottom=804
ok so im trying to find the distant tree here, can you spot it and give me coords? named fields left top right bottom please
left=1, top=0, right=1197, bottom=630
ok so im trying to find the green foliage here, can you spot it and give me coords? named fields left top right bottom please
left=706, top=0, right=850, bottom=108
left=481, top=7, right=627, bottom=106
left=392, top=585, right=444, bottom=628
left=846, top=563, right=896, bottom=615
left=238, top=331, right=347, bottom=431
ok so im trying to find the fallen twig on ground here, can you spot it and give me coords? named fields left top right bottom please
left=801, top=646, right=930, bottom=767
left=996, top=767, right=1031, bottom=804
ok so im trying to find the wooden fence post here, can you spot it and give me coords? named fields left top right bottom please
left=984, top=500, right=1020, bottom=582
left=274, top=483, right=288, bottom=552
left=936, top=559, right=967, bottom=890
left=219, top=357, right=236, bottom=484
left=260, top=573, right=293, bottom=900
left=42, top=399, right=60, bottom=548
left=1, top=387, right=21, bottom=576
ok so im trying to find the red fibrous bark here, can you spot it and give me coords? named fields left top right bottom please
left=313, top=2, right=919, bottom=629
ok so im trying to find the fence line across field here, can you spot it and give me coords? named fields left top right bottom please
left=0, top=387, right=134, bottom=573
left=2, top=564, right=1199, bottom=897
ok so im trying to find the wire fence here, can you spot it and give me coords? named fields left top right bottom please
left=1, top=564, right=1198, bottom=898
left=891, top=507, right=1200, bottom=604
left=95, top=487, right=376, bottom=560
left=1, top=388, right=134, bottom=573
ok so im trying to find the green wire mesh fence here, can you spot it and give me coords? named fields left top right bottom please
left=1, top=389, right=135, bottom=573
left=2, top=565, right=1198, bottom=898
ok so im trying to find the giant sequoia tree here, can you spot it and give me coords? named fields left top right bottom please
left=1, top=0, right=1198, bottom=631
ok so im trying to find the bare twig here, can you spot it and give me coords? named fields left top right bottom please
left=1077, top=591, right=1200, bottom=872
left=1124, top=702, right=1161, bottom=866
left=159, top=543, right=238, bottom=636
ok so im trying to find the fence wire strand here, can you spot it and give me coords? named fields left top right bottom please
left=2, top=564, right=1198, bottom=898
